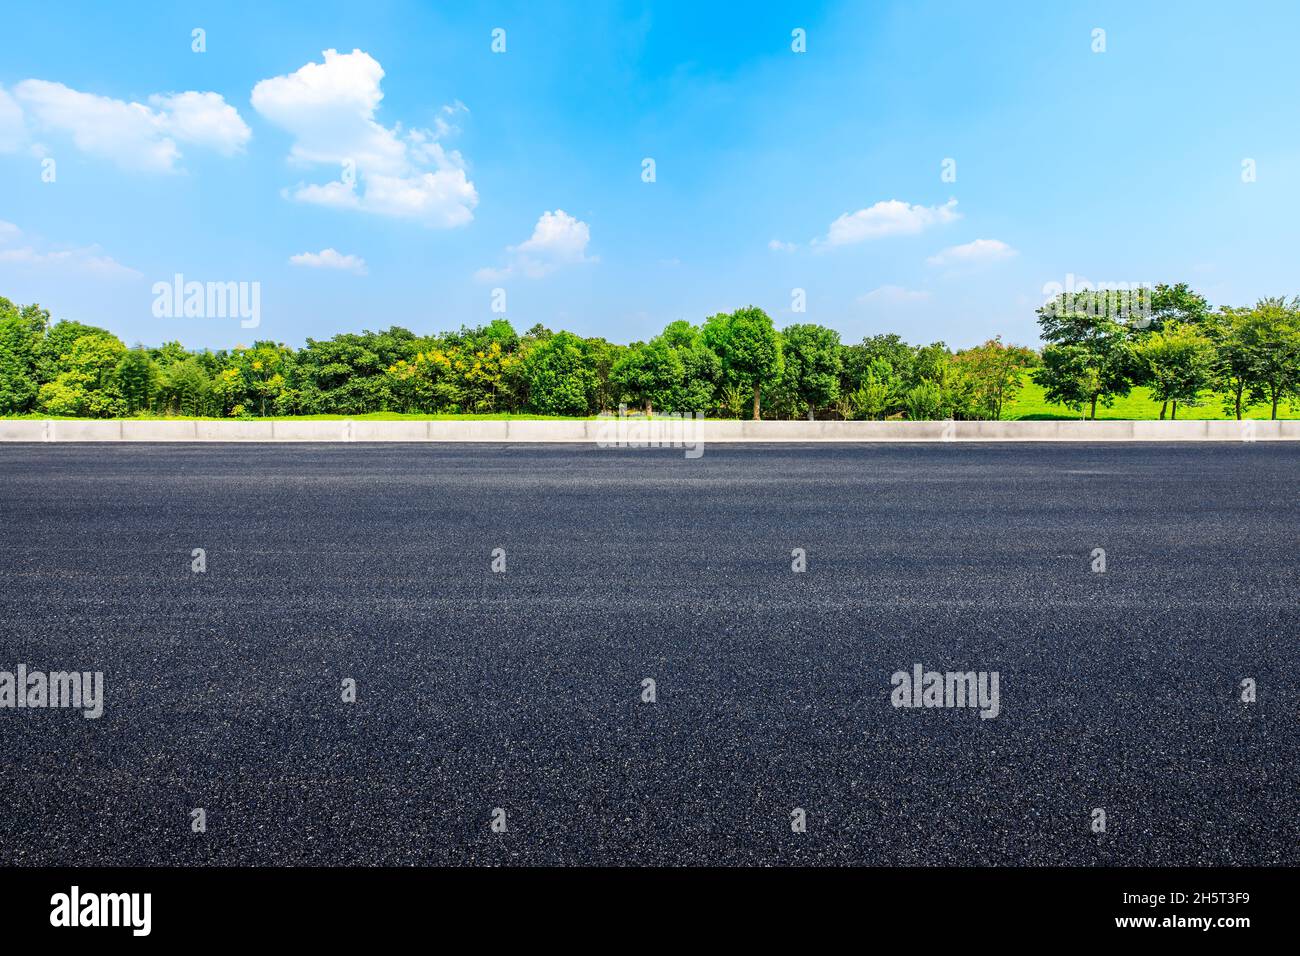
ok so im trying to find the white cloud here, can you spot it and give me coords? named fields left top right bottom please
left=476, top=209, right=595, bottom=280
left=857, top=285, right=932, bottom=305
left=289, top=248, right=367, bottom=275
left=429, top=101, right=469, bottom=141
left=252, top=49, right=477, bottom=228
left=768, top=239, right=797, bottom=252
left=148, top=91, right=250, bottom=156
left=926, top=238, right=1017, bottom=268
left=10, top=79, right=249, bottom=172
left=0, top=221, right=139, bottom=278
left=820, top=198, right=959, bottom=247
left=283, top=179, right=358, bottom=209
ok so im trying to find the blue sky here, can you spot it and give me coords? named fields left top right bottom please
left=2, top=0, right=1299, bottom=350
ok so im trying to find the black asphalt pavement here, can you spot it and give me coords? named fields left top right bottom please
left=0, top=442, right=1296, bottom=866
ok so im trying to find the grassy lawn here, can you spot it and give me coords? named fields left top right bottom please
left=1005, top=377, right=1298, bottom=420
left=0, top=411, right=596, bottom=421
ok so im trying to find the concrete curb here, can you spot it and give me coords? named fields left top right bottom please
left=1, top=419, right=1295, bottom=442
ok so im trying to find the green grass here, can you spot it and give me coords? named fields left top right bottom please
left=1004, top=377, right=1298, bottom=420
left=1, top=411, right=596, bottom=421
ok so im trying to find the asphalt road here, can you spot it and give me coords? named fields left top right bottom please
left=0, top=442, right=1296, bottom=866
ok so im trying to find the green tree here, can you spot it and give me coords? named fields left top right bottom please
left=210, top=364, right=247, bottom=417
left=458, top=340, right=520, bottom=412
left=584, top=337, right=625, bottom=414
left=1134, top=322, right=1215, bottom=419
left=1144, top=282, right=1211, bottom=332
left=1033, top=292, right=1136, bottom=418
left=952, top=338, right=1038, bottom=420
left=523, top=331, right=597, bottom=415
left=1135, top=283, right=1211, bottom=417
left=114, top=346, right=160, bottom=414
left=843, top=334, right=914, bottom=387
left=780, top=324, right=842, bottom=420
left=0, top=338, right=37, bottom=413
left=386, top=347, right=462, bottom=413
left=38, top=331, right=127, bottom=417
left=150, top=340, right=190, bottom=367
left=841, top=335, right=913, bottom=418
left=1240, top=297, right=1300, bottom=419
left=611, top=338, right=682, bottom=414
left=910, top=342, right=952, bottom=391
left=293, top=328, right=416, bottom=414
left=659, top=319, right=698, bottom=350
left=847, top=359, right=900, bottom=420
left=701, top=307, right=782, bottom=420
left=158, top=358, right=213, bottom=416
left=906, top=342, right=981, bottom=419
left=632, top=320, right=721, bottom=414
left=719, top=383, right=746, bottom=419
left=444, top=318, right=520, bottom=354
left=903, top=380, right=944, bottom=420
left=37, top=320, right=102, bottom=387
left=1209, top=307, right=1257, bottom=420
left=223, top=343, right=294, bottom=417
left=0, top=299, right=46, bottom=414
left=671, top=337, right=721, bottom=414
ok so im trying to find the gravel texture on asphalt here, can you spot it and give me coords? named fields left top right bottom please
left=0, top=442, right=1296, bottom=866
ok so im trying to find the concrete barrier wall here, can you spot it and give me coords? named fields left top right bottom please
left=506, top=419, right=588, bottom=441
left=50, top=420, right=124, bottom=441
left=352, top=420, right=428, bottom=442
left=428, top=421, right=508, bottom=442
left=1, top=418, right=1294, bottom=442
left=0, top=420, right=46, bottom=441
left=122, top=420, right=198, bottom=441
left=195, top=420, right=273, bottom=441
left=270, top=420, right=348, bottom=442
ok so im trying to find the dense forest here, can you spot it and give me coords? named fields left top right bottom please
left=1, top=283, right=1297, bottom=420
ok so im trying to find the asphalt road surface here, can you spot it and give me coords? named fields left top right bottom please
left=0, top=442, right=1296, bottom=866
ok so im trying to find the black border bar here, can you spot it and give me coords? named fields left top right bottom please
left=0, top=866, right=1283, bottom=940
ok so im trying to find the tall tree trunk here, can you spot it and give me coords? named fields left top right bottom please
left=1235, top=384, right=1243, bottom=420
left=1089, top=394, right=1098, bottom=420
left=752, top=382, right=761, bottom=421
left=1272, top=389, right=1279, bottom=420
left=807, top=408, right=814, bottom=421
left=1159, top=401, right=1167, bottom=420
left=1171, top=400, right=1178, bottom=420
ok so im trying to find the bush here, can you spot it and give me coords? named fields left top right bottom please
left=904, top=380, right=944, bottom=420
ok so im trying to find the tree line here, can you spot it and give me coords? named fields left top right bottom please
left=1, top=283, right=1297, bottom=420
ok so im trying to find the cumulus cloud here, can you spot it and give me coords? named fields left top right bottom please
left=0, top=221, right=140, bottom=278
left=925, top=238, right=1017, bottom=268
left=475, top=210, right=595, bottom=280
left=289, top=248, right=367, bottom=274
left=768, top=239, right=797, bottom=252
left=251, top=49, right=477, bottom=227
left=148, top=91, right=251, bottom=156
left=820, top=198, right=959, bottom=247
left=857, top=285, right=932, bottom=305
left=10, top=80, right=249, bottom=172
